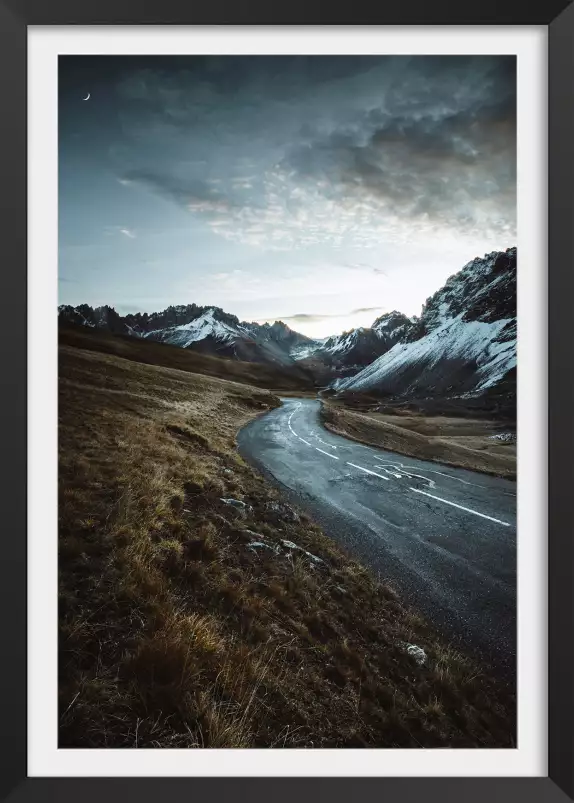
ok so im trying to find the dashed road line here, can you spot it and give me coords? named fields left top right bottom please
left=410, top=488, right=511, bottom=527
left=421, top=469, right=479, bottom=486
left=373, top=462, right=436, bottom=488
left=283, top=405, right=513, bottom=528
left=312, top=432, right=337, bottom=449
left=390, top=462, right=488, bottom=490
left=287, top=404, right=318, bottom=450
left=346, top=462, right=390, bottom=481
left=287, top=403, right=304, bottom=439
left=315, top=447, right=339, bottom=459
left=375, top=467, right=404, bottom=478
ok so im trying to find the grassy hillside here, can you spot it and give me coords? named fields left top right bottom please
left=59, top=323, right=315, bottom=392
left=321, top=402, right=516, bottom=480
left=59, top=341, right=515, bottom=747
left=332, top=374, right=517, bottom=422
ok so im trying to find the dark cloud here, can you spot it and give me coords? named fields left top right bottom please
left=104, top=56, right=516, bottom=249
left=115, top=56, right=384, bottom=114
left=282, top=56, right=516, bottom=239
left=272, top=313, right=332, bottom=324
left=257, top=307, right=384, bottom=325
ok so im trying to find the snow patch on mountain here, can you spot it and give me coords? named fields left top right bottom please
left=324, top=328, right=366, bottom=356
left=290, top=312, right=412, bottom=379
left=338, top=315, right=515, bottom=395
left=144, top=308, right=240, bottom=348
left=289, top=339, right=328, bottom=360
left=336, top=248, right=516, bottom=398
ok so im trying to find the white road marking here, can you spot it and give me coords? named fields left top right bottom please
left=287, top=404, right=304, bottom=438
left=283, top=404, right=513, bottom=523
left=312, top=432, right=337, bottom=449
left=286, top=404, right=314, bottom=449
left=422, top=469, right=478, bottom=486
left=409, top=488, right=511, bottom=527
left=315, top=447, right=339, bottom=459
left=396, top=463, right=487, bottom=489
left=346, top=462, right=390, bottom=481
left=373, top=463, right=436, bottom=488
left=373, top=464, right=404, bottom=477
left=287, top=403, right=340, bottom=460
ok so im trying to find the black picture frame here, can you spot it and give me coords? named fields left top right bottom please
left=2, top=2, right=572, bottom=801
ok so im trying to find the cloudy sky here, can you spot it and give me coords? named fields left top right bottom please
left=59, top=55, right=516, bottom=338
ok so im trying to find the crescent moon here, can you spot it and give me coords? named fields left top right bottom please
left=83, top=93, right=91, bottom=101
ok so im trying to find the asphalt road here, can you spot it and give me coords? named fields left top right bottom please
left=238, top=398, right=516, bottom=677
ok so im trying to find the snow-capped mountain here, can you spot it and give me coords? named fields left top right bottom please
left=335, top=248, right=516, bottom=399
left=325, top=311, right=412, bottom=366
left=58, top=303, right=312, bottom=369
left=143, top=308, right=311, bottom=367
left=59, top=246, right=516, bottom=400
left=144, top=308, right=252, bottom=348
left=291, top=311, right=413, bottom=379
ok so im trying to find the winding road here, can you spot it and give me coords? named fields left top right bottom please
left=238, top=398, right=516, bottom=676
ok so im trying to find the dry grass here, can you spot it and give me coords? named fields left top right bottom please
left=321, top=402, right=516, bottom=480
left=59, top=324, right=314, bottom=392
left=59, top=342, right=515, bottom=748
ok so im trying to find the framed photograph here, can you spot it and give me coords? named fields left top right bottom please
left=2, top=1, right=572, bottom=801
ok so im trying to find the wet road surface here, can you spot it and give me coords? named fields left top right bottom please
left=238, top=398, right=516, bottom=677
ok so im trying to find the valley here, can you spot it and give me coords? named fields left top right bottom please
left=59, top=246, right=517, bottom=414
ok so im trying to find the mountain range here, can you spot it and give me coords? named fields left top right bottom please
left=59, top=246, right=516, bottom=402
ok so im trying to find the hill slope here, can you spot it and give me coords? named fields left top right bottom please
left=59, top=325, right=315, bottom=392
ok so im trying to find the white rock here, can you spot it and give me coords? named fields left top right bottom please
left=220, top=498, right=249, bottom=510
left=280, top=539, right=324, bottom=564
left=404, top=643, right=427, bottom=666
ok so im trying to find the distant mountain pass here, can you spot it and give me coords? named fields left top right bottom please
left=292, top=311, right=414, bottom=378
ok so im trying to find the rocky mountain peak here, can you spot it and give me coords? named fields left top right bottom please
left=335, top=246, right=517, bottom=400
left=261, top=320, right=311, bottom=347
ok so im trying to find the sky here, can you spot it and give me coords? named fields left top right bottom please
left=59, top=55, right=516, bottom=339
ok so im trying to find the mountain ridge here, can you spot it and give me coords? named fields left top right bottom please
left=59, top=245, right=517, bottom=401
left=335, top=247, right=516, bottom=399
left=58, top=302, right=313, bottom=370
